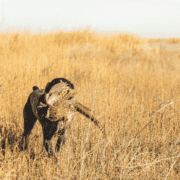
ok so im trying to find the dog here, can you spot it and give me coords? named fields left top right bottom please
left=19, top=78, right=105, bottom=159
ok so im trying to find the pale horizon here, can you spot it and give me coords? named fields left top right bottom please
left=0, top=0, right=180, bottom=38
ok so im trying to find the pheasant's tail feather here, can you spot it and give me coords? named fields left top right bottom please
left=74, top=103, right=106, bottom=138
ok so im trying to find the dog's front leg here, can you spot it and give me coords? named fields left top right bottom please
left=44, top=138, right=57, bottom=159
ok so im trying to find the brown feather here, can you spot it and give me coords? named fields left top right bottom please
left=46, top=86, right=106, bottom=137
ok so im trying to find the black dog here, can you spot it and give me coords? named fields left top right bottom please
left=19, top=78, right=74, bottom=158
left=20, top=78, right=105, bottom=159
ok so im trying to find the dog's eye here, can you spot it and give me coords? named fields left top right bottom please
left=49, top=93, right=52, bottom=97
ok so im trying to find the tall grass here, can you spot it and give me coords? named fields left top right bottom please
left=1, top=29, right=180, bottom=179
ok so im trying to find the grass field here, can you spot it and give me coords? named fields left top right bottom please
left=1, top=29, right=180, bottom=179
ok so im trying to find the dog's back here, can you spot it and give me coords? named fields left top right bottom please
left=24, top=86, right=45, bottom=120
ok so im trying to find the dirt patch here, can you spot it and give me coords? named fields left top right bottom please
left=149, top=42, right=180, bottom=51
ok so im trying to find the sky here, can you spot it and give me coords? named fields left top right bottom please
left=0, top=0, right=180, bottom=38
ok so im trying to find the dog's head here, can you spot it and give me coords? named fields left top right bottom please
left=38, top=78, right=76, bottom=121
left=45, top=78, right=74, bottom=94
left=45, top=78, right=75, bottom=107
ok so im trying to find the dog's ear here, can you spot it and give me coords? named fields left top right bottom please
left=45, top=82, right=50, bottom=93
left=33, top=86, right=39, bottom=91
left=37, top=102, right=49, bottom=119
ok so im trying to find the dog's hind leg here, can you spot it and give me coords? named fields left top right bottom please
left=19, top=103, right=37, bottom=151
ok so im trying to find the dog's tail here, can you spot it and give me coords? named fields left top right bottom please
left=33, top=86, right=39, bottom=91
left=74, top=102, right=106, bottom=138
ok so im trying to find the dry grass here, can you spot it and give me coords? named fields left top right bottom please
left=1, top=29, right=180, bottom=179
